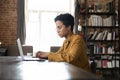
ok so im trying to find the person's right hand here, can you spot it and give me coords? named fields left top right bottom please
left=36, top=51, right=49, bottom=59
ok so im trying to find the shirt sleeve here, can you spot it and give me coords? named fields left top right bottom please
left=48, top=41, right=65, bottom=62
left=48, top=52, right=64, bottom=61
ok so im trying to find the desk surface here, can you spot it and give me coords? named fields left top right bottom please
left=0, top=56, right=101, bottom=80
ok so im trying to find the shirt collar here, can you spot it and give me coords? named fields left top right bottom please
left=66, top=33, right=75, bottom=42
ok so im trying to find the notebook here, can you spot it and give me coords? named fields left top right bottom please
left=17, top=38, right=46, bottom=61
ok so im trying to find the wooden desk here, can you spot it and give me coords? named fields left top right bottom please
left=0, top=56, right=101, bottom=80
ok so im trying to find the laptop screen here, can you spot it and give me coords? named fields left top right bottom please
left=17, top=38, right=24, bottom=59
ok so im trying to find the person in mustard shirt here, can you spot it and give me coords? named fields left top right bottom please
left=36, top=13, right=90, bottom=72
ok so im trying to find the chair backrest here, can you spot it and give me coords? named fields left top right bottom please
left=90, top=61, right=97, bottom=74
left=50, top=46, right=60, bottom=52
left=7, top=45, right=33, bottom=56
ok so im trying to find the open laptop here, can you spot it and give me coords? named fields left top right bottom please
left=17, top=38, right=46, bottom=61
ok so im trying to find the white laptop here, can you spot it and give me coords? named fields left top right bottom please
left=17, top=38, right=46, bottom=61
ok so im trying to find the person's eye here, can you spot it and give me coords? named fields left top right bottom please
left=57, top=26, right=62, bottom=29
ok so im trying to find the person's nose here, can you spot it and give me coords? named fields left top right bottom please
left=57, top=29, right=59, bottom=33
left=56, top=28, right=59, bottom=33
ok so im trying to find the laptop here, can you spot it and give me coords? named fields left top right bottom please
left=17, top=38, right=46, bottom=61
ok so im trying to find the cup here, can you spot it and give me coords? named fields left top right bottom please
left=27, top=53, right=33, bottom=57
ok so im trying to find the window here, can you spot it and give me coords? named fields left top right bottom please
left=25, top=0, right=75, bottom=53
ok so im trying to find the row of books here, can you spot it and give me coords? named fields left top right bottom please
left=88, top=15, right=113, bottom=26
left=95, top=60, right=119, bottom=68
left=87, top=30, right=116, bottom=40
left=88, top=43, right=115, bottom=54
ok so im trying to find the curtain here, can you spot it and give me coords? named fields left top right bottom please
left=17, top=0, right=26, bottom=45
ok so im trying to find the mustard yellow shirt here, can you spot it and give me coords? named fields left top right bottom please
left=48, top=34, right=90, bottom=72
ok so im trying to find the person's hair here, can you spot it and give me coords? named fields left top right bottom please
left=54, top=13, right=74, bottom=31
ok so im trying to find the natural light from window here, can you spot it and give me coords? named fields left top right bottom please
left=25, top=0, right=75, bottom=53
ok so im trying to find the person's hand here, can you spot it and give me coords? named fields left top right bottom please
left=36, top=51, right=49, bottom=59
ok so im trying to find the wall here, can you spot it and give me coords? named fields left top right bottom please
left=0, top=0, right=17, bottom=46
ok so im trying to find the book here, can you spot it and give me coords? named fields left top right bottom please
left=107, top=32, right=112, bottom=40
left=88, top=32, right=94, bottom=40
left=95, top=32, right=104, bottom=40
left=102, top=60, right=108, bottom=68
left=107, top=61, right=112, bottom=68
left=112, top=31, right=115, bottom=40
left=102, top=30, right=108, bottom=40
left=91, top=31, right=98, bottom=40
left=89, top=15, right=102, bottom=26
left=96, top=60, right=102, bottom=68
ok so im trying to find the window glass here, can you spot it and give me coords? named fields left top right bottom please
left=25, top=0, right=74, bottom=52
left=27, top=0, right=70, bottom=11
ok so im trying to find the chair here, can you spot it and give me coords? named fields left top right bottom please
left=90, top=60, right=97, bottom=74
left=7, top=45, right=33, bottom=56
left=50, top=46, right=60, bottom=52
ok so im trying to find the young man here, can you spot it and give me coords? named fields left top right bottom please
left=36, top=13, right=90, bottom=72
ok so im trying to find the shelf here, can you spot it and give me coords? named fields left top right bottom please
left=86, top=12, right=116, bottom=15
left=75, top=0, right=120, bottom=74
left=82, top=26, right=119, bottom=28
left=89, top=58, right=120, bottom=61
left=79, top=12, right=116, bottom=15
left=88, top=53, right=120, bottom=56
left=92, top=54, right=120, bottom=56
left=96, top=67, right=119, bottom=70
left=87, top=40, right=119, bottom=42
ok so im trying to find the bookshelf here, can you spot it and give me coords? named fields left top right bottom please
left=75, top=0, right=120, bottom=76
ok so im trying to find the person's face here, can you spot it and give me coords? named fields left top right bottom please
left=55, top=20, right=70, bottom=38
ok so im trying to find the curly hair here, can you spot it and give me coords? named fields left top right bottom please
left=54, top=13, right=74, bottom=31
